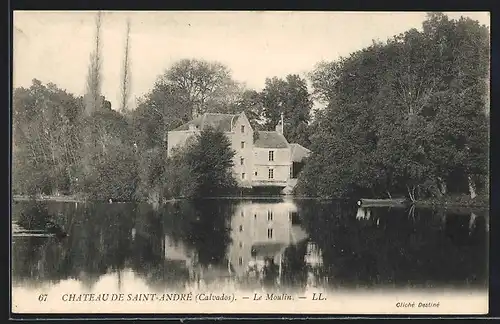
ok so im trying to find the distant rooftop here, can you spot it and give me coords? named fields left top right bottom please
left=254, top=131, right=289, bottom=149
left=289, top=143, right=311, bottom=162
left=172, top=113, right=238, bottom=132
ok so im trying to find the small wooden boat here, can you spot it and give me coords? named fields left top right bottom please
left=357, top=198, right=409, bottom=208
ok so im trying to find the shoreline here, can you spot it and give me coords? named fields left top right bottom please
left=413, top=202, right=489, bottom=209
left=413, top=196, right=489, bottom=210
left=12, top=195, right=178, bottom=204
left=12, top=195, right=86, bottom=203
left=12, top=194, right=489, bottom=209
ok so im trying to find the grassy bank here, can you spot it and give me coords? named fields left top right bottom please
left=12, top=193, right=184, bottom=206
left=414, top=194, right=489, bottom=209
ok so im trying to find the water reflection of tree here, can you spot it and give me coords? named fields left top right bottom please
left=15, top=200, right=51, bottom=229
left=130, top=203, right=163, bottom=267
left=298, top=200, right=488, bottom=289
left=12, top=237, right=50, bottom=281
left=12, top=201, right=69, bottom=285
left=67, top=203, right=134, bottom=289
left=12, top=201, right=138, bottom=289
left=128, top=203, right=177, bottom=289
left=280, top=241, right=308, bottom=289
left=162, top=199, right=234, bottom=267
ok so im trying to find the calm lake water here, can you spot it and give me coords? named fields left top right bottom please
left=11, top=198, right=488, bottom=295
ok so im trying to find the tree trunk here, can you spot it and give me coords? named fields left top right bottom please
left=159, top=113, right=167, bottom=205
left=406, top=185, right=416, bottom=202
left=467, top=175, right=477, bottom=199
left=469, top=212, right=477, bottom=232
left=437, top=177, right=447, bottom=196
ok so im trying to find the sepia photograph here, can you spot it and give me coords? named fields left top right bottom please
left=11, top=10, right=490, bottom=315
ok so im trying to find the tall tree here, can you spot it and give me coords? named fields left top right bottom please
left=298, top=13, right=489, bottom=200
left=159, top=58, right=240, bottom=119
left=84, top=11, right=103, bottom=116
left=119, top=18, right=131, bottom=113
left=308, top=61, right=344, bottom=106
left=12, top=79, right=82, bottom=195
left=261, top=74, right=313, bottom=146
left=226, top=89, right=265, bottom=130
left=79, top=11, right=103, bottom=183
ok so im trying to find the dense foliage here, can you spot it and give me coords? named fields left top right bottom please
left=164, top=128, right=237, bottom=199
left=296, top=13, right=489, bottom=201
left=12, top=80, right=84, bottom=196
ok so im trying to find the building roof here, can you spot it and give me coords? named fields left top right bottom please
left=289, top=143, right=311, bottom=162
left=254, top=131, right=289, bottom=149
left=172, top=113, right=238, bottom=132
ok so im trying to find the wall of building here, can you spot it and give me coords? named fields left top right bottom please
left=167, top=130, right=199, bottom=157
left=252, top=147, right=292, bottom=184
left=164, top=235, right=195, bottom=262
left=227, top=201, right=298, bottom=276
left=228, top=113, right=254, bottom=188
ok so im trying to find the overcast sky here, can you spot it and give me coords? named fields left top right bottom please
left=13, top=11, right=490, bottom=110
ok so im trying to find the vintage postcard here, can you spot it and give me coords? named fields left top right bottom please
left=11, top=11, right=490, bottom=316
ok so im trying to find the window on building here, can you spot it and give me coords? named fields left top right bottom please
left=239, top=225, right=243, bottom=232
left=240, top=157, right=244, bottom=165
left=267, top=228, right=273, bottom=239
left=268, top=210, right=273, bottom=221
left=269, top=150, right=274, bottom=161
left=239, top=242, right=243, bottom=248
left=241, top=125, right=245, bottom=133
left=268, top=169, right=274, bottom=179
left=241, top=173, right=246, bottom=180
left=241, top=141, right=245, bottom=149
left=254, top=214, right=257, bottom=219
left=239, top=257, right=243, bottom=265
left=254, top=171, right=258, bottom=176
left=241, top=211, right=244, bottom=217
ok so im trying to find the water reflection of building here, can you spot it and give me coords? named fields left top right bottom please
left=163, top=235, right=235, bottom=288
left=305, top=241, right=323, bottom=268
left=228, top=200, right=308, bottom=277
left=304, top=241, right=326, bottom=288
left=163, top=235, right=196, bottom=265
